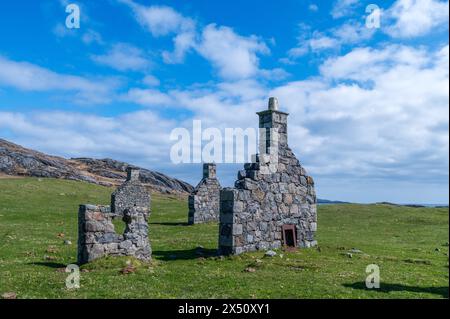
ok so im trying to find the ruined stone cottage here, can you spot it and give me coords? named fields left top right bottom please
left=77, top=167, right=151, bottom=264
left=218, top=97, right=317, bottom=255
left=188, top=163, right=221, bottom=224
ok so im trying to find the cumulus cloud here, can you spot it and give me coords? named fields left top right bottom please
left=1, top=44, right=448, bottom=200
left=0, top=55, right=117, bottom=104
left=120, top=2, right=280, bottom=81
left=91, top=43, right=151, bottom=72
left=124, top=88, right=173, bottom=107
left=82, top=30, right=103, bottom=45
left=385, top=0, right=449, bottom=38
left=0, top=110, right=176, bottom=168
left=119, top=0, right=196, bottom=64
left=272, top=44, right=449, bottom=185
left=331, top=0, right=360, bottom=19
left=196, top=24, right=270, bottom=80
left=142, top=75, right=160, bottom=87
left=309, top=4, right=319, bottom=12
left=119, top=0, right=195, bottom=37
left=285, top=21, right=375, bottom=62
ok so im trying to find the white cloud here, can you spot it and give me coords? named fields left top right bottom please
left=271, top=44, right=449, bottom=184
left=308, top=32, right=340, bottom=51
left=285, top=21, right=374, bottom=61
left=331, top=0, right=360, bottom=19
left=120, top=2, right=280, bottom=81
left=120, top=0, right=195, bottom=37
left=385, top=0, right=449, bottom=38
left=91, top=43, right=151, bottom=72
left=309, top=4, right=319, bottom=12
left=124, top=88, right=173, bottom=107
left=0, top=55, right=117, bottom=104
left=196, top=24, right=270, bottom=80
left=142, top=75, right=160, bottom=87
left=52, top=23, right=77, bottom=38
left=82, top=30, right=103, bottom=45
left=162, top=31, right=196, bottom=64
left=1, top=44, right=448, bottom=201
left=0, top=110, right=176, bottom=167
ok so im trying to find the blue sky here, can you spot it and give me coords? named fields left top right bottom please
left=0, top=0, right=448, bottom=203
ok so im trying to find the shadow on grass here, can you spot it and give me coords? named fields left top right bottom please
left=29, top=262, right=68, bottom=269
left=344, top=282, right=449, bottom=298
left=153, top=247, right=218, bottom=261
left=149, top=222, right=189, bottom=226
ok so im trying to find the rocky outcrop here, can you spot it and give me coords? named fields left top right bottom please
left=0, top=138, right=193, bottom=194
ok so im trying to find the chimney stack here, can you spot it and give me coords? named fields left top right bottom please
left=203, top=163, right=216, bottom=179
left=126, top=167, right=140, bottom=182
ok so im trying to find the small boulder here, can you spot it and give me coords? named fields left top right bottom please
left=265, top=250, right=277, bottom=257
left=1, top=292, right=17, bottom=299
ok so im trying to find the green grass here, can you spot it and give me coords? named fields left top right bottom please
left=0, top=178, right=448, bottom=299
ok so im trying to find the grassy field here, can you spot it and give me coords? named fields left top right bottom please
left=0, top=178, right=448, bottom=299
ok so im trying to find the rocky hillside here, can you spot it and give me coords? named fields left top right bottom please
left=0, top=138, right=193, bottom=194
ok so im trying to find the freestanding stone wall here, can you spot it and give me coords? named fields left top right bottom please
left=77, top=205, right=151, bottom=264
left=218, top=97, right=317, bottom=255
left=188, top=163, right=221, bottom=224
left=77, top=167, right=151, bottom=264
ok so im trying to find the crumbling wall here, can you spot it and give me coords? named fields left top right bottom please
left=77, top=205, right=151, bottom=264
left=77, top=167, right=151, bottom=264
left=188, top=163, right=221, bottom=224
left=218, top=98, right=317, bottom=255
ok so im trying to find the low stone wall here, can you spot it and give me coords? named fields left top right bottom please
left=77, top=204, right=151, bottom=264
left=188, top=163, right=221, bottom=224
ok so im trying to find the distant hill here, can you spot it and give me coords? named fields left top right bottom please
left=0, top=138, right=193, bottom=194
left=317, top=199, right=351, bottom=204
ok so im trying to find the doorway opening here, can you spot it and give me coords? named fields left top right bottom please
left=282, top=224, right=297, bottom=247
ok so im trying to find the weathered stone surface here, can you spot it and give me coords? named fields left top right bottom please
left=111, top=167, right=150, bottom=216
left=77, top=169, right=151, bottom=264
left=188, top=163, right=222, bottom=224
left=218, top=98, right=317, bottom=255
left=77, top=205, right=151, bottom=264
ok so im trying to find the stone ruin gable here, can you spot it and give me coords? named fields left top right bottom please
left=188, top=163, right=222, bottom=224
left=77, top=204, right=151, bottom=264
left=218, top=97, right=317, bottom=255
left=111, top=167, right=150, bottom=216
left=77, top=167, right=152, bottom=264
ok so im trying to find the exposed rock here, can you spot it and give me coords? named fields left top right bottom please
left=1, top=292, right=17, bottom=299
left=0, top=138, right=193, bottom=194
left=265, top=250, right=277, bottom=257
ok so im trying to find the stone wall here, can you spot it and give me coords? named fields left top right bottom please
left=188, top=163, right=221, bottom=224
left=77, top=167, right=151, bottom=264
left=77, top=205, right=151, bottom=264
left=111, top=167, right=150, bottom=216
left=218, top=98, right=317, bottom=255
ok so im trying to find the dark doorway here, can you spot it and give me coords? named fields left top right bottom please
left=282, top=225, right=297, bottom=247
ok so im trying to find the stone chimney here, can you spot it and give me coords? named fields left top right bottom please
left=126, top=167, right=140, bottom=182
left=203, top=163, right=216, bottom=179
left=257, top=97, right=289, bottom=153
